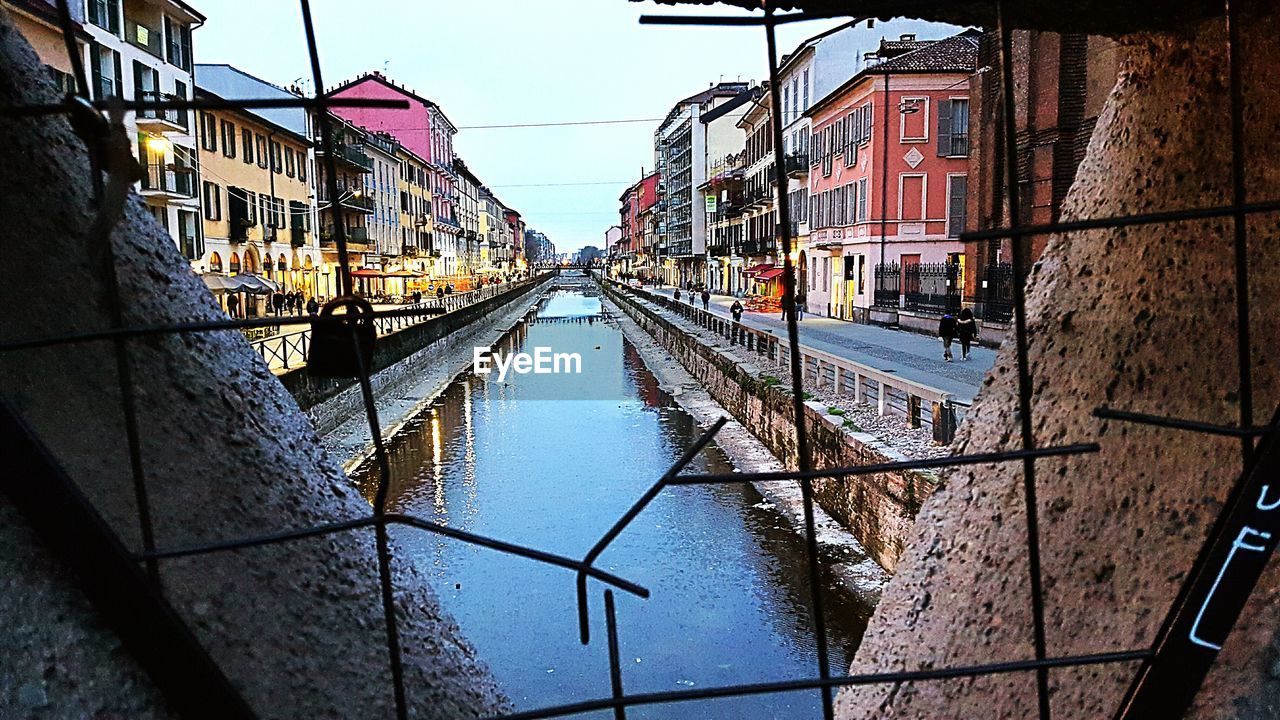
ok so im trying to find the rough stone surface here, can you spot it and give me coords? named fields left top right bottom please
left=0, top=19, right=506, bottom=720
left=836, top=16, right=1280, bottom=719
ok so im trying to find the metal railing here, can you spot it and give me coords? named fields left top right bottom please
left=606, top=279, right=959, bottom=443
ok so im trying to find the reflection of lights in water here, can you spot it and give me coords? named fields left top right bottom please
left=462, top=378, right=478, bottom=520
left=431, top=413, right=445, bottom=516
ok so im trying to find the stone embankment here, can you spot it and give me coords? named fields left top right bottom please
left=601, top=279, right=941, bottom=573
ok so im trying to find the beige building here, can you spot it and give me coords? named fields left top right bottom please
left=194, top=84, right=318, bottom=299
left=397, top=145, right=432, bottom=277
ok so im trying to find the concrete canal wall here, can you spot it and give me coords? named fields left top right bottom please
left=284, top=275, right=552, bottom=436
left=602, top=280, right=934, bottom=572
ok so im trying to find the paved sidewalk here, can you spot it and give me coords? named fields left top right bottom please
left=639, top=286, right=995, bottom=403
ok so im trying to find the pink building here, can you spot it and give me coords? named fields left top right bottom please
left=805, top=30, right=977, bottom=327
left=326, top=72, right=461, bottom=253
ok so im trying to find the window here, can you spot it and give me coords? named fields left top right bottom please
left=89, top=43, right=121, bottom=100
left=900, top=175, right=925, bottom=220
left=298, top=153, right=307, bottom=182
left=174, top=80, right=188, bottom=131
left=270, top=141, right=282, bottom=173
left=937, top=98, right=971, bottom=157
left=783, top=85, right=790, bottom=125
left=177, top=210, right=201, bottom=260
left=947, top=175, right=968, bottom=237
left=164, top=17, right=192, bottom=72
left=199, top=112, right=217, bottom=152
left=242, top=129, right=254, bottom=165
left=861, top=103, right=873, bottom=144
left=900, top=97, right=929, bottom=142
left=227, top=186, right=250, bottom=240
left=791, top=78, right=799, bottom=119
left=202, top=181, right=221, bottom=221
left=857, top=178, right=868, bottom=222
left=87, top=0, right=120, bottom=34
left=220, top=120, right=236, bottom=158
left=285, top=147, right=296, bottom=178
left=256, top=134, right=268, bottom=169
left=802, top=69, right=810, bottom=109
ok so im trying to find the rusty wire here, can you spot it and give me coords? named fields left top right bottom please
left=0, top=0, right=1272, bottom=718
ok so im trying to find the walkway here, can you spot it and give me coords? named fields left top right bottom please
left=639, top=286, right=994, bottom=403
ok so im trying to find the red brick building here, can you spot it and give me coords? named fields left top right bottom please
left=963, top=30, right=1120, bottom=325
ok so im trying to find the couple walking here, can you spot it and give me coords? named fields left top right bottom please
left=938, top=308, right=978, bottom=362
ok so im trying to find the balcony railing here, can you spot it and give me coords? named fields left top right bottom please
left=139, top=164, right=194, bottom=197
left=785, top=153, right=809, bottom=177
left=324, top=144, right=374, bottom=172
left=125, top=18, right=163, bottom=58
left=137, top=90, right=185, bottom=130
left=320, top=225, right=369, bottom=246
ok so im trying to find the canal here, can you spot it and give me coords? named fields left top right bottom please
left=352, top=285, right=871, bottom=718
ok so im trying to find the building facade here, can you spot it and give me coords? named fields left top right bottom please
left=362, top=131, right=402, bottom=267
left=805, top=30, right=978, bottom=326
left=193, top=81, right=317, bottom=301
left=314, top=113, right=374, bottom=297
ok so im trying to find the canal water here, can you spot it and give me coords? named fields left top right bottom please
left=352, top=286, right=871, bottom=718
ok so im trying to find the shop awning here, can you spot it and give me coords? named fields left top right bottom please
left=742, top=263, right=775, bottom=274
left=756, top=267, right=785, bottom=281
left=350, top=268, right=384, bottom=278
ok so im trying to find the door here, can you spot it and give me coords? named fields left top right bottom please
left=830, top=256, right=844, bottom=318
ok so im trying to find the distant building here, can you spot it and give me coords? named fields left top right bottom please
left=654, top=81, right=753, bottom=287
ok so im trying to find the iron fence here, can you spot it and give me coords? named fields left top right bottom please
left=872, top=261, right=900, bottom=308
left=0, top=1, right=1275, bottom=719
left=965, top=261, right=1015, bottom=323
left=901, top=261, right=961, bottom=315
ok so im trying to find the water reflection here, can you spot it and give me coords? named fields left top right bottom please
left=352, top=290, right=870, bottom=718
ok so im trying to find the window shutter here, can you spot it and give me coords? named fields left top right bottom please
left=112, top=51, right=123, bottom=101
left=948, top=175, right=968, bottom=237
left=89, top=42, right=103, bottom=99
left=937, top=99, right=953, bottom=156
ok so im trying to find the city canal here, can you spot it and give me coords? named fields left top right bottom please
left=351, top=286, right=871, bottom=718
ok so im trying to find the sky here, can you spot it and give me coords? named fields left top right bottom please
left=191, top=1, right=957, bottom=252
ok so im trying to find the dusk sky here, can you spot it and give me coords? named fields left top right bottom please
left=191, top=1, right=957, bottom=252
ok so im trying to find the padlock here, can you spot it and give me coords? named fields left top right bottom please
left=307, top=296, right=377, bottom=378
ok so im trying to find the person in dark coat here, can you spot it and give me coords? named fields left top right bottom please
left=294, top=291, right=304, bottom=313
left=673, top=288, right=681, bottom=303
left=939, top=312, right=958, bottom=362
left=730, top=300, right=744, bottom=323
left=956, top=307, right=978, bottom=360
left=271, top=291, right=285, bottom=317
left=306, top=297, right=319, bottom=316
left=700, top=289, right=710, bottom=310
left=436, top=285, right=445, bottom=300
left=796, top=291, right=807, bottom=321
left=226, top=293, right=240, bottom=319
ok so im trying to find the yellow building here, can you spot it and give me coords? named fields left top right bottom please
left=2, top=0, right=88, bottom=93
left=194, top=85, right=319, bottom=300
left=397, top=146, right=433, bottom=277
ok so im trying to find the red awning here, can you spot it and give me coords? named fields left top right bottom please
left=350, top=268, right=384, bottom=278
left=742, top=263, right=774, bottom=274
left=756, top=267, right=785, bottom=281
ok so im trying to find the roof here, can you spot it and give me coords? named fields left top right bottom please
left=192, top=86, right=311, bottom=146
left=659, top=81, right=752, bottom=131
left=776, top=19, right=861, bottom=77
left=878, top=37, right=932, bottom=57
left=701, top=85, right=762, bottom=124
left=805, top=30, right=979, bottom=117
left=195, top=64, right=310, bottom=137
left=325, top=72, right=458, bottom=133
left=868, top=30, right=979, bottom=73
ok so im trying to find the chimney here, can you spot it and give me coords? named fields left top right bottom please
left=900, top=33, right=916, bottom=42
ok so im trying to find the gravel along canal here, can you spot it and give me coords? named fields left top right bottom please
left=351, top=287, right=872, bottom=718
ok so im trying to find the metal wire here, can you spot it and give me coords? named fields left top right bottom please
left=5, top=1, right=1275, bottom=718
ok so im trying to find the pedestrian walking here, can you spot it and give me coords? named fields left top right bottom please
left=939, top=312, right=958, bottom=362
left=271, top=291, right=285, bottom=317
left=284, top=292, right=296, bottom=315
left=700, top=289, right=710, bottom=310
left=730, top=300, right=743, bottom=323
left=956, top=307, right=978, bottom=360
left=796, top=291, right=807, bottom=321
left=294, top=291, right=304, bottom=314
left=306, top=297, right=319, bottom=316
left=436, top=285, right=445, bottom=301
left=673, top=289, right=682, bottom=303
left=226, top=293, right=240, bottom=319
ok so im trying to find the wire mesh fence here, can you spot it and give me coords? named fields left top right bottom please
left=0, top=0, right=1275, bottom=719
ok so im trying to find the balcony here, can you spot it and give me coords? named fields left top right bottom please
left=785, top=153, right=809, bottom=178
left=135, top=91, right=186, bottom=133
left=291, top=227, right=307, bottom=247
left=125, top=18, right=164, bottom=58
left=318, top=189, right=375, bottom=213
left=740, top=239, right=776, bottom=256
left=139, top=164, right=194, bottom=200
left=323, top=144, right=374, bottom=172
left=320, top=225, right=371, bottom=252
